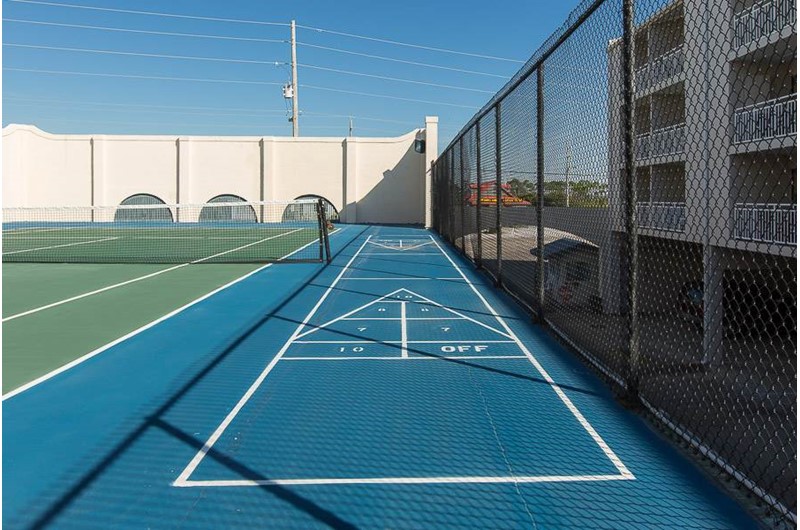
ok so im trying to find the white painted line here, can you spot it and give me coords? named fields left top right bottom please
left=295, top=288, right=510, bottom=341
left=281, top=355, right=529, bottom=361
left=173, top=233, right=371, bottom=487
left=339, top=277, right=465, bottom=281
left=2, top=236, right=118, bottom=255
left=428, top=235, right=634, bottom=480
left=358, top=252, right=441, bottom=256
left=400, top=301, right=408, bottom=358
left=290, top=340, right=516, bottom=344
left=2, top=228, right=345, bottom=399
left=2, top=229, right=304, bottom=322
left=341, top=317, right=463, bottom=321
left=176, top=473, right=633, bottom=488
left=367, top=240, right=433, bottom=252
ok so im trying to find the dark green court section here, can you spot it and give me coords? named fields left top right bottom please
left=3, top=263, right=172, bottom=316
left=2, top=263, right=262, bottom=393
left=3, top=226, right=320, bottom=263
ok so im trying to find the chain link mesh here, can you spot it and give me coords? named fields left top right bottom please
left=432, top=0, right=796, bottom=525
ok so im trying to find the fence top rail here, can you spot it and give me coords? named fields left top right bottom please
left=439, top=0, right=607, bottom=156
left=734, top=92, right=798, bottom=113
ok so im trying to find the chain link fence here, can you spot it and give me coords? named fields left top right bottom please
left=431, top=0, right=796, bottom=526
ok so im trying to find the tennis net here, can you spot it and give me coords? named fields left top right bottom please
left=2, top=199, right=332, bottom=264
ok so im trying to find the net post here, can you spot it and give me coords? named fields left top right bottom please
left=475, top=120, right=483, bottom=268
left=494, top=102, right=503, bottom=288
left=536, top=65, right=545, bottom=322
left=316, top=198, right=325, bottom=263
left=621, top=0, right=640, bottom=399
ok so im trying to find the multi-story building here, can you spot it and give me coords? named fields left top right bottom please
left=607, top=0, right=796, bottom=347
left=606, top=0, right=796, bottom=515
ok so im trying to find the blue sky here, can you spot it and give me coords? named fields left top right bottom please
left=2, top=0, right=583, bottom=143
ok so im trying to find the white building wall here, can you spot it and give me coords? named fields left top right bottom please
left=2, top=121, right=437, bottom=225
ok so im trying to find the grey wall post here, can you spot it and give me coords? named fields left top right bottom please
left=536, top=66, right=546, bottom=321
left=622, top=0, right=640, bottom=394
left=495, top=103, right=503, bottom=287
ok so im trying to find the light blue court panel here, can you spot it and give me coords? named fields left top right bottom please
left=3, top=226, right=761, bottom=529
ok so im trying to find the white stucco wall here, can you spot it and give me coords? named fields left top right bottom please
left=2, top=117, right=438, bottom=225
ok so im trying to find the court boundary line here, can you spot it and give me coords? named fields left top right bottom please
left=2, top=236, right=119, bottom=255
left=3, top=228, right=305, bottom=322
left=2, top=228, right=344, bottom=400
left=173, top=234, right=373, bottom=487
left=174, top=233, right=634, bottom=488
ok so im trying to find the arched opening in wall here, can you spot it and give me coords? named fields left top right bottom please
left=114, top=194, right=173, bottom=222
left=199, top=194, right=257, bottom=223
left=282, top=195, right=339, bottom=223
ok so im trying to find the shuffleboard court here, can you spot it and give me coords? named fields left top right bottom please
left=3, top=226, right=760, bottom=528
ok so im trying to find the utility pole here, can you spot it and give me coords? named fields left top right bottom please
left=348, top=116, right=353, bottom=137
left=290, top=20, right=299, bottom=137
left=565, top=144, right=572, bottom=207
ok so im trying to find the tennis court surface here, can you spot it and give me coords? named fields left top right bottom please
left=4, top=226, right=760, bottom=528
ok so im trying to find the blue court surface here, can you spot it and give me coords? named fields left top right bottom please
left=4, top=226, right=759, bottom=528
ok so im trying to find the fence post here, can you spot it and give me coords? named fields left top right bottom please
left=459, top=136, right=466, bottom=254
left=622, top=0, right=640, bottom=397
left=536, top=66, right=546, bottom=321
left=475, top=121, right=483, bottom=268
left=495, top=103, right=503, bottom=287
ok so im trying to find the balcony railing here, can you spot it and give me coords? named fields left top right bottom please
left=733, top=93, right=797, bottom=143
left=637, top=202, right=686, bottom=231
left=636, top=123, right=685, bottom=160
left=733, top=0, right=796, bottom=48
left=734, top=203, right=796, bottom=245
left=634, top=46, right=684, bottom=92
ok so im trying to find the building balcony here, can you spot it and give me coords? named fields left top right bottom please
left=733, top=94, right=797, bottom=144
left=733, top=0, right=796, bottom=49
left=734, top=203, right=796, bottom=245
left=637, top=201, right=686, bottom=231
left=634, top=46, right=684, bottom=92
left=636, top=123, right=685, bottom=160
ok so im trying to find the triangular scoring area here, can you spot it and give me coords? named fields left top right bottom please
left=367, top=240, right=434, bottom=251
left=295, top=288, right=511, bottom=340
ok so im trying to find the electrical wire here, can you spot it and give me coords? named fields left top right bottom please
left=297, top=24, right=524, bottom=63
left=5, top=67, right=285, bottom=86
left=5, top=43, right=287, bottom=66
left=5, top=0, right=290, bottom=26
left=301, top=84, right=478, bottom=109
left=299, top=64, right=493, bottom=93
left=4, top=18, right=288, bottom=44
left=296, top=42, right=507, bottom=78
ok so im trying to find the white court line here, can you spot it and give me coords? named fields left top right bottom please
left=341, top=317, right=463, bottom=321
left=400, top=301, right=408, bottom=358
left=281, top=355, right=529, bottom=361
left=2, top=228, right=304, bottom=322
left=2, top=236, right=118, bottom=255
left=358, top=252, right=440, bottom=256
left=427, top=235, right=634, bottom=481
left=292, top=340, right=516, bottom=344
left=2, top=228, right=344, bottom=399
left=174, top=233, right=372, bottom=487
left=340, top=277, right=465, bottom=281
left=294, top=287, right=511, bottom=340
left=175, top=230, right=632, bottom=488
left=180, top=473, right=632, bottom=487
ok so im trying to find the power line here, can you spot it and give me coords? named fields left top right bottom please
left=299, top=64, right=493, bottom=94
left=4, top=95, right=423, bottom=126
left=301, top=84, right=478, bottom=109
left=296, top=24, right=524, bottom=63
left=6, top=43, right=492, bottom=94
left=5, top=68, right=475, bottom=109
left=296, top=42, right=507, bottom=78
left=5, top=18, right=288, bottom=44
left=5, top=43, right=287, bottom=66
left=5, top=67, right=285, bottom=86
left=6, top=0, right=290, bottom=26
